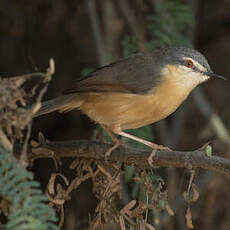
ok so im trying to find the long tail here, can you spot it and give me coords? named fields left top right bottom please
left=33, top=94, right=84, bottom=117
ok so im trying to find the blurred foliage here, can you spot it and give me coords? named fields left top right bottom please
left=124, top=125, right=154, bottom=150
left=146, top=0, right=194, bottom=48
left=0, top=144, right=58, bottom=230
left=81, top=67, right=94, bottom=78
left=121, top=36, right=139, bottom=57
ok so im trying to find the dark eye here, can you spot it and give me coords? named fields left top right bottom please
left=184, top=59, right=194, bottom=68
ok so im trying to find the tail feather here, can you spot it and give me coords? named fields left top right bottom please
left=34, top=94, right=83, bottom=117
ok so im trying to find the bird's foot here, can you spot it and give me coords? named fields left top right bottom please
left=148, top=143, right=171, bottom=167
left=149, top=143, right=172, bottom=152
left=148, top=149, right=157, bottom=167
left=105, top=141, right=126, bottom=161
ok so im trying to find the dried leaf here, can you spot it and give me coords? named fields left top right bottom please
left=48, top=58, right=55, bottom=75
left=31, top=102, right=41, bottom=115
left=191, top=183, right=199, bottom=202
left=185, top=206, right=194, bottom=229
left=58, top=205, right=65, bottom=228
left=30, top=140, right=39, bottom=147
left=70, top=158, right=79, bottom=169
left=119, top=215, right=126, bottom=230
left=183, top=183, right=199, bottom=203
left=120, top=200, right=136, bottom=216
left=165, top=202, right=174, bottom=216
left=48, top=173, right=69, bottom=195
left=38, top=132, right=45, bottom=144
left=97, top=164, right=112, bottom=179
left=144, top=223, right=156, bottom=230
left=48, top=173, right=57, bottom=195
left=183, top=191, right=189, bottom=202
left=46, top=193, right=65, bottom=205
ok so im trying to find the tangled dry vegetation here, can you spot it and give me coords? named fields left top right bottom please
left=0, top=64, right=53, bottom=155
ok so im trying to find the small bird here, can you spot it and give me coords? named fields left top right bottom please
left=34, top=47, right=226, bottom=156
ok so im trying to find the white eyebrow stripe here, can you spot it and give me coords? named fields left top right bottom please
left=182, top=57, right=207, bottom=72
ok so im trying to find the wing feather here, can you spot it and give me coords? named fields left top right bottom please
left=64, top=52, right=162, bottom=95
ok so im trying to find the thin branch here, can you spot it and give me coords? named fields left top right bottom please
left=19, top=58, right=55, bottom=166
left=20, top=140, right=230, bottom=176
left=85, top=0, right=107, bottom=65
left=116, top=0, right=146, bottom=52
left=193, top=87, right=230, bottom=144
left=0, top=129, right=12, bottom=152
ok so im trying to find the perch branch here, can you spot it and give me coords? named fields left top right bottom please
left=18, top=140, right=230, bottom=175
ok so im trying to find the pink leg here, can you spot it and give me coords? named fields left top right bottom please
left=101, top=124, right=120, bottom=143
left=118, top=131, right=171, bottom=151
left=101, top=125, right=125, bottom=159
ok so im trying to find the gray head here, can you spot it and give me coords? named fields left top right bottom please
left=158, top=47, right=226, bottom=88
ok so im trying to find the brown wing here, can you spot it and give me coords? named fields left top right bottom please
left=64, top=52, right=162, bottom=95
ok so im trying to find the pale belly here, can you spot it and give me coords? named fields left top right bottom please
left=79, top=88, right=189, bottom=131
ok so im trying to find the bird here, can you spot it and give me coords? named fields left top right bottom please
left=34, top=47, right=226, bottom=157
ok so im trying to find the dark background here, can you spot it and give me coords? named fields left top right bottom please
left=1, top=0, right=230, bottom=229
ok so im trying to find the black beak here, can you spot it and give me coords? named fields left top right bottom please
left=207, top=72, right=227, bottom=80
